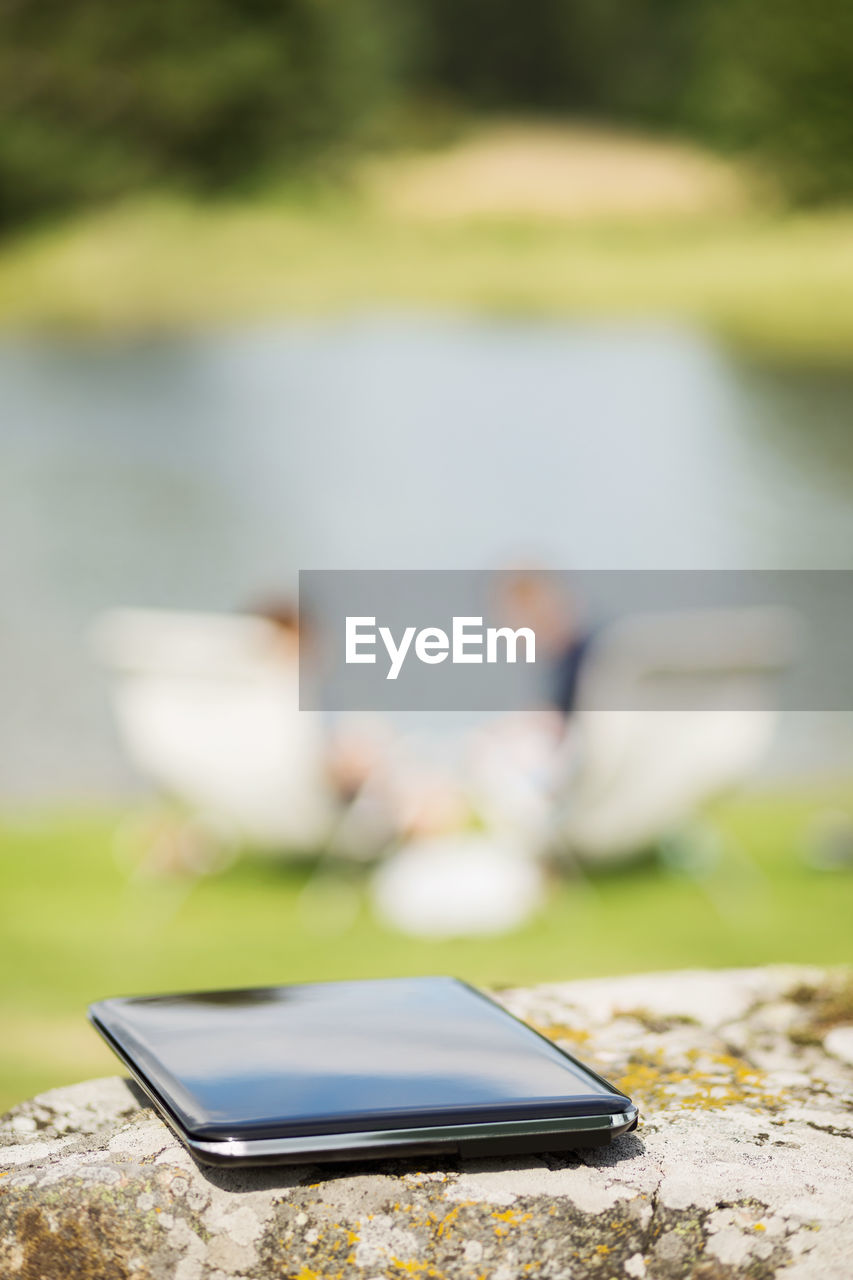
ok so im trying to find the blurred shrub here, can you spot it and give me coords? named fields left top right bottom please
left=413, top=0, right=699, bottom=126
left=690, top=0, right=853, bottom=204
left=0, top=0, right=402, bottom=229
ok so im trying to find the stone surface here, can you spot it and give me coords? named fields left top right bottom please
left=2, top=966, right=852, bottom=1279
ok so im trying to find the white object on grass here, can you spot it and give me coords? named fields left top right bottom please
left=372, top=834, right=544, bottom=937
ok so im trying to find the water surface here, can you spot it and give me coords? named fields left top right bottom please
left=2, top=315, right=853, bottom=796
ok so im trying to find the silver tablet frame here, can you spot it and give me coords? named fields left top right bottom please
left=186, top=1106, right=639, bottom=1165
left=90, top=997, right=638, bottom=1168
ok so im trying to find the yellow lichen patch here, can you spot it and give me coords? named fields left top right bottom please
left=389, top=1256, right=443, bottom=1278
left=492, top=1209, right=528, bottom=1223
left=614, top=1046, right=778, bottom=1113
left=528, top=1021, right=591, bottom=1047
left=491, top=1207, right=532, bottom=1236
left=436, top=1203, right=466, bottom=1237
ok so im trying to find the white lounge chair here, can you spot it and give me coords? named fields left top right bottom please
left=92, top=609, right=337, bottom=854
left=552, top=608, right=799, bottom=863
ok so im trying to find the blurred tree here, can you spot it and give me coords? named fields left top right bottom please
left=691, top=0, right=853, bottom=204
left=0, top=0, right=851, bottom=227
left=0, top=0, right=402, bottom=229
left=411, top=0, right=699, bottom=123
left=414, top=0, right=853, bottom=205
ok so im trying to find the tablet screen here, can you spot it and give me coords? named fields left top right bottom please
left=92, top=977, right=626, bottom=1140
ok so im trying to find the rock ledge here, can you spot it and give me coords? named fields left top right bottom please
left=2, top=966, right=852, bottom=1279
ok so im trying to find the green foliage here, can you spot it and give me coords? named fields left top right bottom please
left=413, top=0, right=700, bottom=125
left=0, top=0, right=401, bottom=228
left=404, top=0, right=853, bottom=204
left=0, top=0, right=851, bottom=227
left=691, top=0, right=853, bottom=204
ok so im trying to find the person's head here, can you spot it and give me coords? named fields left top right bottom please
left=251, top=599, right=298, bottom=634
left=247, top=597, right=302, bottom=659
left=496, top=569, right=580, bottom=655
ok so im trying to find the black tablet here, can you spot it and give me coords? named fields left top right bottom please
left=89, top=976, right=637, bottom=1166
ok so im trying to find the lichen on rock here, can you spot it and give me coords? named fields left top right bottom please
left=2, top=967, right=852, bottom=1278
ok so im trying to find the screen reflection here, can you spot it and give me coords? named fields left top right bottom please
left=95, top=977, right=623, bottom=1138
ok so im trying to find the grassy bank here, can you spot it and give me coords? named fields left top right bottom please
left=0, top=124, right=851, bottom=365
left=1, top=789, right=852, bottom=1113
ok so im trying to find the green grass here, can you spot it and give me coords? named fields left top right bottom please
left=1, top=791, right=852, bottom=1113
left=1, top=195, right=853, bottom=365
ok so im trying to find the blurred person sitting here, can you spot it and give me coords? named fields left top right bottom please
left=497, top=568, right=595, bottom=720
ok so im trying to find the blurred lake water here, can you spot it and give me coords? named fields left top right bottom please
left=2, top=314, right=853, bottom=798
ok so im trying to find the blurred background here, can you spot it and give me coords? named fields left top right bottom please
left=2, top=0, right=853, bottom=1112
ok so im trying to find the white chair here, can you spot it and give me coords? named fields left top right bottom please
left=551, top=608, right=799, bottom=863
left=92, top=609, right=337, bottom=853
